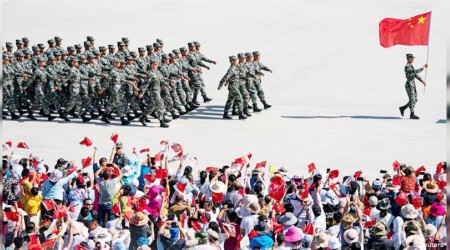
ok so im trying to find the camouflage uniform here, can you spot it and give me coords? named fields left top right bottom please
left=187, top=50, right=209, bottom=103
left=253, top=51, right=272, bottom=109
left=29, top=63, right=51, bottom=115
left=45, top=59, right=63, bottom=112
left=159, top=61, right=177, bottom=114
left=2, top=58, right=18, bottom=115
left=78, top=59, right=93, bottom=116
left=169, top=59, right=188, bottom=108
left=178, top=51, right=195, bottom=103
left=104, top=66, right=128, bottom=119
left=244, top=60, right=262, bottom=110
left=399, top=54, right=425, bottom=119
left=11, top=54, right=33, bottom=114
left=65, top=62, right=90, bottom=117
left=219, top=59, right=244, bottom=118
left=140, top=67, right=169, bottom=124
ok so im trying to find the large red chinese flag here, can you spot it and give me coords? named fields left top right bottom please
left=379, top=12, right=431, bottom=48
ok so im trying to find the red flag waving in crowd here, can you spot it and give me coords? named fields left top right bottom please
left=379, top=11, right=431, bottom=48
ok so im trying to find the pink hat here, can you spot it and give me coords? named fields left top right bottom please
left=430, top=202, right=445, bottom=217
left=285, top=227, right=303, bottom=243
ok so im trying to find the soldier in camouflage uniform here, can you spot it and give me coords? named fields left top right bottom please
left=252, top=51, right=272, bottom=109
left=101, top=59, right=131, bottom=125
left=22, top=37, right=30, bottom=50
left=177, top=47, right=197, bottom=110
left=76, top=55, right=94, bottom=122
left=3, top=54, right=21, bottom=119
left=159, top=54, right=181, bottom=119
left=187, top=42, right=212, bottom=105
left=87, top=36, right=96, bottom=51
left=122, top=37, right=130, bottom=54
left=153, top=42, right=163, bottom=63
left=74, top=44, right=83, bottom=55
left=230, top=53, right=252, bottom=117
left=115, top=42, right=127, bottom=61
left=399, top=54, right=428, bottom=119
left=218, top=56, right=247, bottom=120
left=29, top=56, right=55, bottom=120
left=15, top=39, right=24, bottom=53
left=169, top=52, right=190, bottom=113
left=122, top=55, right=144, bottom=121
left=11, top=51, right=34, bottom=119
left=106, top=45, right=116, bottom=63
left=62, top=57, right=90, bottom=122
left=54, top=36, right=63, bottom=50
left=45, top=55, right=64, bottom=120
left=81, top=41, right=92, bottom=56
left=244, top=52, right=263, bottom=113
left=5, top=42, right=14, bottom=58
left=138, top=59, right=170, bottom=128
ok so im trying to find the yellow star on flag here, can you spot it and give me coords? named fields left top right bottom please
left=417, top=16, right=426, bottom=24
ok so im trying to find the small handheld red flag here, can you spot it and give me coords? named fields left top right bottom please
left=17, top=142, right=29, bottom=149
left=391, top=175, right=402, bottom=186
left=304, top=222, right=314, bottom=235
left=205, top=166, right=218, bottom=173
left=110, top=133, right=119, bottom=144
left=307, top=163, right=316, bottom=173
left=140, top=148, right=150, bottom=153
left=154, top=153, right=162, bottom=163
left=171, top=143, right=183, bottom=157
left=255, top=161, right=267, bottom=170
left=81, top=156, right=92, bottom=168
left=436, top=162, right=443, bottom=175
left=212, top=192, right=224, bottom=203
left=41, top=238, right=58, bottom=248
left=177, top=182, right=188, bottom=193
left=379, top=12, right=431, bottom=48
left=328, top=170, right=339, bottom=179
left=415, top=166, right=426, bottom=176
left=4, top=211, right=20, bottom=221
left=143, top=173, right=156, bottom=183
left=247, top=153, right=253, bottom=159
left=354, top=171, right=363, bottom=178
left=79, top=137, right=93, bottom=147
left=364, top=219, right=377, bottom=228
left=393, top=160, right=401, bottom=171
left=5, top=140, right=12, bottom=148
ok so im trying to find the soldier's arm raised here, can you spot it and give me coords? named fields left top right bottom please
left=258, top=61, right=272, bottom=73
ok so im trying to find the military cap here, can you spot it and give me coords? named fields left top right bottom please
left=67, top=46, right=75, bottom=51
left=93, top=49, right=101, bottom=55
left=156, top=39, right=164, bottom=45
left=45, top=51, right=54, bottom=57
left=161, top=54, right=169, bottom=59
left=23, top=49, right=31, bottom=55
left=16, top=39, right=24, bottom=45
left=245, top=52, right=253, bottom=58
left=138, top=47, right=145, bottom=52
left=37, top=56, right=46, bottom=62
left=69, top=56, right=79, bottom=63
left=54, top=36, right=62, bottom=42
left=86, top=36, right=94, bottom=41
left=117, top=41, right=125, bottom=46
left=112, top=58, right=122, bottom=64
left=22, top=37, right=29, bottom=43
left=14, top=51, right=24, bottom=57
left=252, top=51, right=261, bottom=56
left=130, top=51, right=137, bottom=57
left=406, top=53, right=415, bottom=59
left=145, top=45, right=153, bottom=50
left=168, top=53, right=175, bottom=58
left=47, top=55, right=56, bottom=61
left=187, top=42, right=195, bottom=47
left=179, top=47, right=187, bottom=52
left=60, top=49, right=68, bottom=56
left=237, top=53, right=245, bottom=58
left=125, top=55, right=134, bottom=61
left=87, top=53, right=95, bottom=59
left=194, top=41, right=201, bottom=46
left=32, top=45, right=39, bottom=51
left=37, top=43, right=45, bottom=49
left=108, top=44, right=115, bottom=49
left=149, top=58, right=158, bottom=64
left=47, top=39, right=55, bottom=44
left=99, top=46, right=106, bottom=51
left=229, top=55, right=238, bottom=60
left=84, top=41, right=92, bottom=46
left=2, top=54, right=9, bottom=60
left=172, top=49, right=180, bottom=54
left=79, top=55, right=87, bottom=61
left=74, top=44, right=82, bottom=49
left=6, top=42, right=13, bottom=48
left=53, top=50, right=61, bottom=56
left=153, top=42, right=161, bottom=47
left=122, top=37, right=129, bottom=42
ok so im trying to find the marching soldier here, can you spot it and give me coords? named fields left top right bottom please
left=87, top=36, right=96, bottom=51
left=29, top=56, right=53, bottom=120
left=3, top=54, right=20, bottom=119
left=54, top=36, right=63, bottom=50
left=11, top=51, right=33, bottom=119
left=115, top=42, right=127, bottom=61
left=22, top=37, right=30, bottom=50
left=252, top=51, right=272, bottom=109
left=178, top=47, right=197, bottom=108
left=187, top=42, right=212, bottom=105
left=244, top=52, right=263, bottom=113
left=45, top=55, right=64, bottom=120
left=399, top=53, right=428, bottom=119
left=218, top=56, right=246, bottom=120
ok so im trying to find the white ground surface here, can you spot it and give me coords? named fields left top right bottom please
left=3, top=0, right=447, bottom=178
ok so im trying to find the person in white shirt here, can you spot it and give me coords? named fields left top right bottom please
left=240, top=202, right=260, bottom=236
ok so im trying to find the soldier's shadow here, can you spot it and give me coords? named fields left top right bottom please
left=179, top=105, right=225, bottom=120
left=281, top=115, right=402, bottom=120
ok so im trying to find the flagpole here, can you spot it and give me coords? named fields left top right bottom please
left=423, top=11, right=432, bottom=94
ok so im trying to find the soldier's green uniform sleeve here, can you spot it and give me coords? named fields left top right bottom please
left=219, top=67, right=234, bottom=88
left=405, top=65, right=424, bottom=83
left=200, top=52, right=214, bottom=63
left=258, top=61, right=271, bottom=72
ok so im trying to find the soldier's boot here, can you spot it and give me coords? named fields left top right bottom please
left=144, top=116, right=151, bottom=123
left=69, top=109, right=79, bottom=118
left=244, top=109, right=252, bottom=117
left=192, top=93, right=200, bottom=106
left=189, top=101, right=200, bottom=108
left=410, top=112, right=420, bottom=119
left=107, top=114, right=116, bottom=120
left=184, top=105, right=193, bottom=112
left=171, top=112, right=180, bottom=119
left=18, top=108, right=25, bottom=116
left=178, top=107, right=187, bottom=115
left=231, top=110, right=239, bottom=116
left=39, top=108, right=45, bottom=116
left=238, top=111, right=247, bottom=120
left=160, top=120, right=169, bottom=128
left=120, top=117, right=130, bottom=126
left=133, top=109, right=141, bottom=118
left=223, top=112, right=232, bottom=120
left=11, top=112, right=21, bottom=120
left=139, top=115, right=148, bottom=126
left=97, top=108, right=104, bottom=116
left=253, top=104, right=262, bottom=112
left=100, top=114, right=111, bottom=124
left=126, top=113, right=135, bottom=121
left=262, top=101, right=272, bottom=109
left=47, top=114, right=56, bottom=121
left=202, top=95, right=212, bottom=102
left=81, top=114, right=91, bottom=123
left=248, top=105, right=253, bottom=110
left=399, top=105, right=407, bottom=117
left=150, top=111, right=158, bottom=119
left=26, top=107, right=37, bottom=120
left=90, top=112, right=99, bottom=119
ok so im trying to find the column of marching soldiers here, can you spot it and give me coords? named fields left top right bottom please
left=2, top=36, right=272, bottom=128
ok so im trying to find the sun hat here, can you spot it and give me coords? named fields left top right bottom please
left=49, top=169, right=63, bottom=182
left=343, top=229, right=358, bottom=244
left=370, top=222, right=387, bottom=238
left=248, top=202, right=261, bottom=214
left=285, top=227, right=303, bottom=242
left=429, top=202, right=445, bottom=217
left=279, top=212, right=298, bottom=226
left=401, top=204, right=419, bottom=219
left=242, top=194, right=258, bottom=211
left=94, top=231, right=112, bottom=244
left=378, top=197, right=392, bottom=210
left=423, top=180, right=439, bottom=193
left=313, top=232, right=330, bottom=248
left=328, top=237, right=342, bottom=249
left=209, top=181, right=227, bottom=193
left=131, top=211, right=149, bottom=226
left=121, top=165, right=132, bottom=177
left=369, top=196, right=379, bottom=206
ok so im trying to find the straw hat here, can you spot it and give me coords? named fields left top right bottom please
left=313, top=232, right=330, bottom=248
left=423, top=180, right=439, bottom=193
left=209, top=181, right=227, bottom=193
left=130, top=211, right=149, bottom=226
left=343, top=229, right=358, bottom=244
left=401, top=204, right=419, bottom=219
